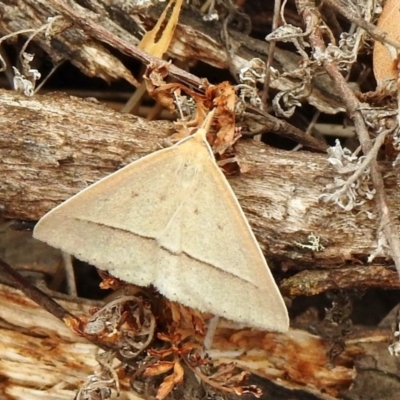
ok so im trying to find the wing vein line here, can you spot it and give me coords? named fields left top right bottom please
left=76, top=217, right=260, bottom=289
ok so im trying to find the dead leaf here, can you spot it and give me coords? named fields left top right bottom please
left=373, top=0, right=400, bottom=88
left=207, top=82, right=237, bottom=154
left=156, top=361, right=184, bottom=400
left=144, top=361, right=175, bottom=377
left=139, top=0, right=184, bottom=58
left=144, top=63, right=210, bottom=125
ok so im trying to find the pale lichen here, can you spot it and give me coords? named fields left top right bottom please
left=295, top=234, right=325, bottom=252
left=320, top=140, right=375, bottom=211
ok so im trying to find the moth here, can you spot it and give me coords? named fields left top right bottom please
left=34, top=111, right=289, bottom=332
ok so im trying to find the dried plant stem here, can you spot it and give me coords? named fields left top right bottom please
left=48, top=0, right=328, bottom=152
left=203, top=316, right=219, bottom=351
left=62, top=251, right=78, bottom=296
left=297, top=2, right=400, bottom=279
left=325, top=0, right=400, bottom=51
left=51, top=0, right=203, bottom=89
left=0, top=258, right=124, bottom=354
left=0, top=257, right=77, bottom=322
left=262, top=0, right=282, bottom=104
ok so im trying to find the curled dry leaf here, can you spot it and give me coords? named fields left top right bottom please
left=234, top=385, right=263, bottom=397
left=68, top=289, right=263, bottom=399
left=98, top=270, right=125, bottom=290
left=64, top=314, right=86, bottom=336
left=206, top=82, right=237, bottom=154
left=144, top=331, right=191, bottom=399
left=144, top=361, right=175, bottom=377
left=156, top=361, right=185, bottom=400
left=81, top=296, right=156, bottom=358
left=144, top=64, right=240, bottom=156
left=144, top=62, right=210, bottom=127
left=373, top=0, right=400, bottom=88
left=165, top=299, right=207, bottom=336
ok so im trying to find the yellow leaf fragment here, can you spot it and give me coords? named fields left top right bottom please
left=138, top=0, right=183, bottom=58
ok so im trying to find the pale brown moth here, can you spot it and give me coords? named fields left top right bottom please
left=34, top=111, right=289, bottom=332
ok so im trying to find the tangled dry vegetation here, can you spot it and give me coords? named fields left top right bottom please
left=2, top=0, right=400, bottom=399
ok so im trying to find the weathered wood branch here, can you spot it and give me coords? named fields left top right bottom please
left=0, top=281, right=394, bottom=400
left=0, top=0, right=344, bottom=117
left=2, top=0, right=331, bottom=152
left=0, top=282, right=131, bottom=399
left=0, top=89, right=398, bottom=296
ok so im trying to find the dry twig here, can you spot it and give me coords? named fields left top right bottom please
left=296, top=1, right=400, bottom=278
